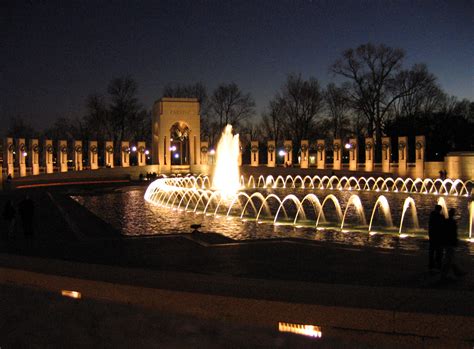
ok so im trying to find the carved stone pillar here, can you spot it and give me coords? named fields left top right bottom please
left=4, top=137, right=15, bottom=178
left=137, top=141, right=146, bottom=166
left=333, top=139, right=341, bottom=170
left=398, top=136, right=408, bottom=177
left=30, top=139, right=40, bottom=175
left=74, top=141, right=83, bottom=171
left=89, top=141, right=99, bottom=170
left=300, top=140, right=309, bottom=169
left=415, top=135, right=425, bottom=178
left=365, top=137, right=374, bottom=172
left=316, top=140, right=325, bottom=169
left=104, top=141, right=114, bottom=168
left=250, top=141, right=259, bottom=166
left=16, top=138, right=27, bottom=177
left=283, top=140, right=292, bottom=166
left=58, top=140, right=68, bottom=173
left=381, top=137, right=391, bottom=173
left=200, top=141, right=208, bottom=165
left=238, top=142, right=242, bottom=166
left=121, top=141, right=130, bottom=167
left=349, top=138, right=358, bottom=171
left=267, top=141, right=276, bottom=167
left=44, top=140, right=54, bottom=174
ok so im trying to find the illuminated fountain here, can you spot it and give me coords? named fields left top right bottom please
left=144, top=128, right=474, bottom=240
left=211, top=124, right=241, bottom=198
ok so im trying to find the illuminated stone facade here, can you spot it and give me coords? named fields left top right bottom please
left=152, top=98, right=201, bottom=173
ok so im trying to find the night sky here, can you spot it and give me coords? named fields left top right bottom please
left=2, top=0, right=473, bottom=130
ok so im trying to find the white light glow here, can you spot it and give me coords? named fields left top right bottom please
left=212, top=125, right=241, bottom=198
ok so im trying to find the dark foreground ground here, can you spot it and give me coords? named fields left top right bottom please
left=0, top=183, right=473, bottom=348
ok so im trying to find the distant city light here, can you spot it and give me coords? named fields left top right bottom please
left=131, top=146, right=137, bottom=152
left=170, top=145, right=177, bottom=151
left=344, top=143, right=351, bottom=149
left=174, top=153, right=179, bottom=158
left=209, top=149, right=216, bottom=155
left=145, top=150, right=150, bottom=155
left=22, top=152, right=28, bottom=156
left=278, top=150, right=286, bottom=156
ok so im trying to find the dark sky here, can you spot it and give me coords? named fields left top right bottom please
left=2, top=0, right=473, bottom=130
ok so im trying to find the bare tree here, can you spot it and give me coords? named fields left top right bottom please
left=107, top=76, right=144, bottom=149
left=389, top=64, right=440, bottom=118
left=273, top=74, right=324, bottom=152
left=323, top=83, right=352, bottom=139
left=83, top=93, right=111, bottom=141
left=331, top=43, right=408, bottom=143
left=6, top=116, right=37, bottom=139
left=210, top=82, right=255, bottom=131
left=260, top=99, right=285, bottom=144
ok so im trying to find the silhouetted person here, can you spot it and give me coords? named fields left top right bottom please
left=18, top=195, right=35, bottom=238
left=428, top=204, right=444, bottom=269
left=2, top=199, right=16, bottom=240
left=441, top=208, right=466, bottom=280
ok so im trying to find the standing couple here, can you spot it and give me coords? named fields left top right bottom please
left=428, top=205, right=466, bottom=280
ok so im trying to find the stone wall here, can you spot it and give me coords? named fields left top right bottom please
left=444, top=152, right=474, bottom=180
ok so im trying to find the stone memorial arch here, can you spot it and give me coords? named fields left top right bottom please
left=152, top=98, right=201, bottom=173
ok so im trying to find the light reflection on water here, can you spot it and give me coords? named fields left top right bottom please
left=71, top=187, right=473, bottom=254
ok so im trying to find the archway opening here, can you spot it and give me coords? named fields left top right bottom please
left=170, top=122, right=190, bottom=165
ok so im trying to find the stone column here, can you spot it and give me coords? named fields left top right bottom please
left=300, top=140, right=309, bottom=169
left=333, top=139, right=342, bottom=170
left=365, top=137, right=374, bottom=172
left=16, top=138, right=27, bottom=177
left=44, top=140, right=54, bottom=174
left=316, top=140, right=325, bottom=169
left=250, top=141, right=259, bottom=167
left=58, top=140, right=68, bottom=173
left=89, top=141, right=99, bottom=170
left=74, top=141, right=83, bottom=171
left=283, top=140, right=292, bottom=166
left=415, top=135, right=425, bottom=178
left=191, top=133, right=201, bottom=167
left=349, top=138, right=358, bottom=171
left=381, top=137, right=391, bottom=173
left=200, top=141, right=208, bottom=165
left=121, top=141, right=130, bottom=167
left=18, top=139, right=28, bottom=177
left=267, top=141, right=276, bottom=167
left=238, top=142, right=242, bottom=167
left=29, top=139, right=40, bottom=175
left=4, top=138, right=15, bottom=178
left=137, top=141, right=146, bottom=166
left=398, top=136, right=408, bottom=177
left=104, top=141, right=114, bottom=168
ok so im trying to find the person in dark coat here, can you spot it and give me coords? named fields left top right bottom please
left=428, top=204, right=444, bottom=269
left=2, top=199, right=16, bottom=240
left=441, top=208, right=466, bottom=280
left=18, top=195, right=35, bottom=238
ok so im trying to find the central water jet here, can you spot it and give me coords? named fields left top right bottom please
left=212, top=125, right=241, bottom=198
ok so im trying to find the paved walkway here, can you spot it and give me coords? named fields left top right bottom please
left=1, top=185, right=473, bottom=347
